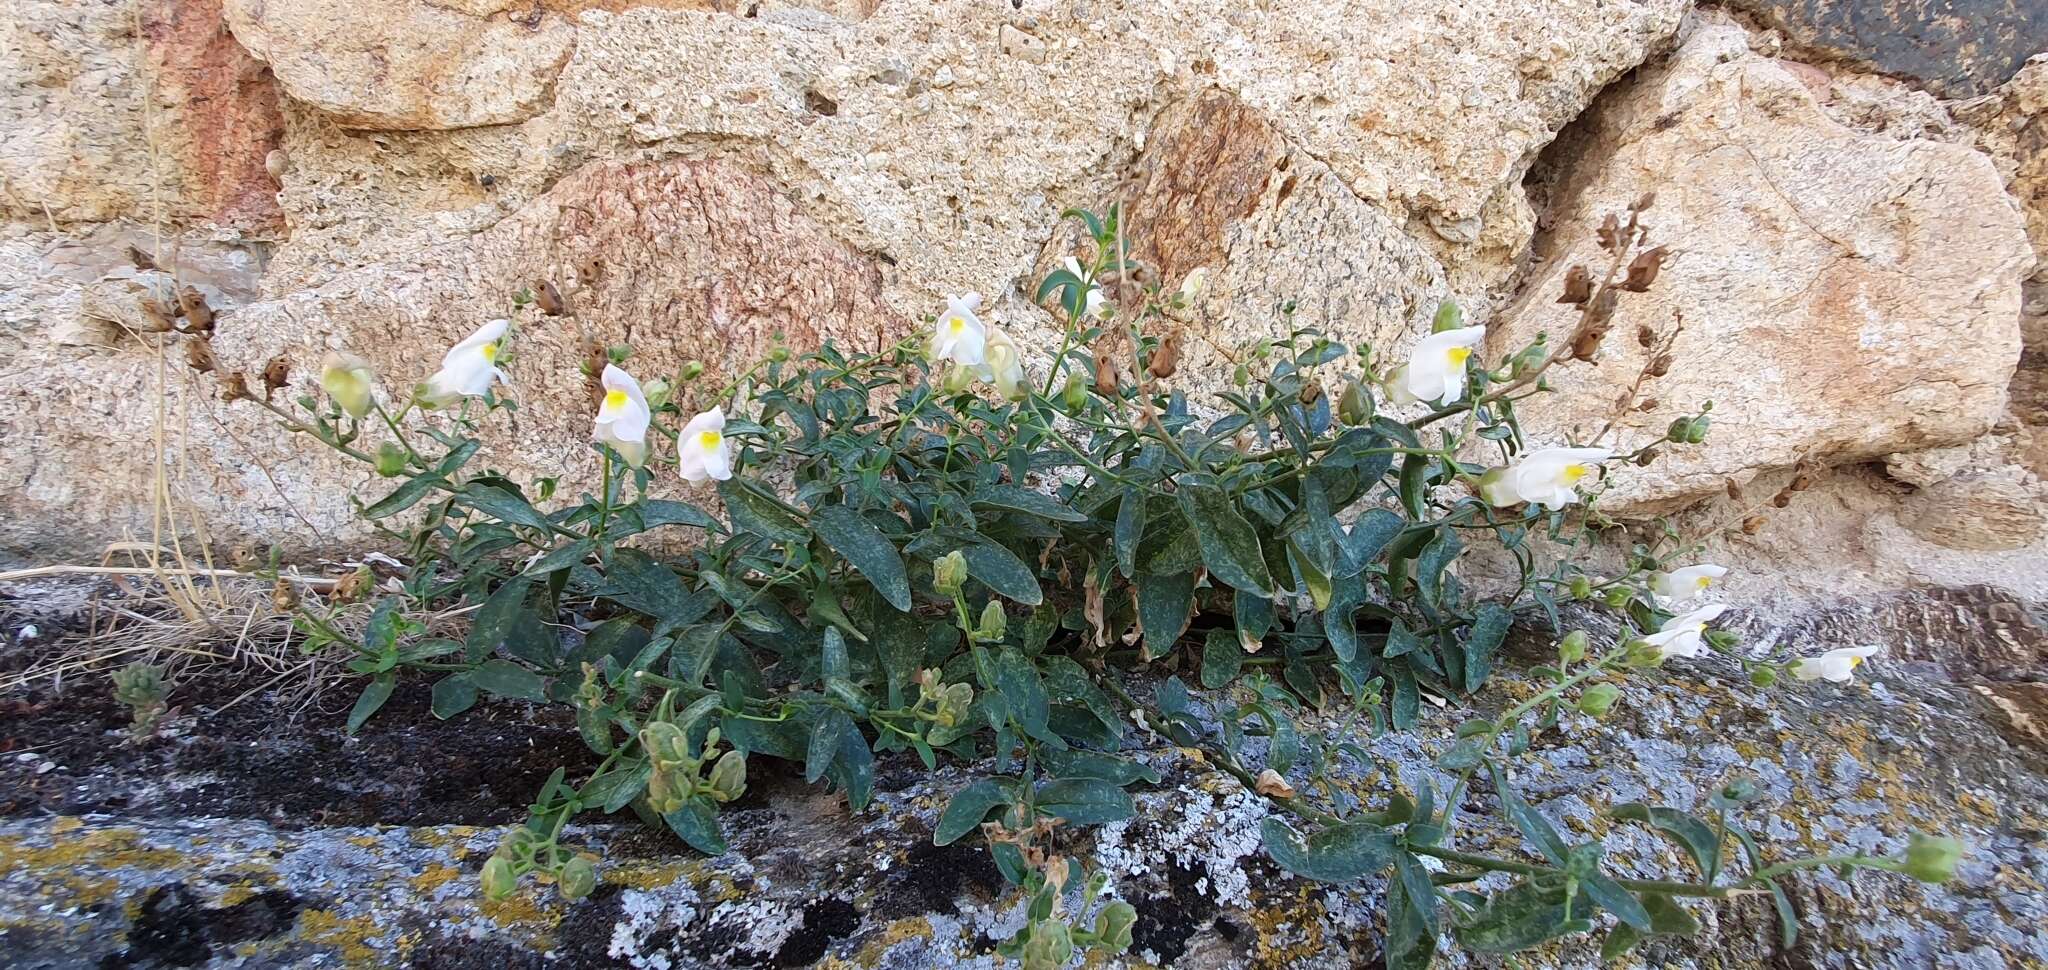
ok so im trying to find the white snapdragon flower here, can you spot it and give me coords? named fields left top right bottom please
left=1791, top=645, right=1881, bottom=683
left=1639, top=603, right=1730, bottom=660
left=931, top=293, right=988, bottom=366
left=978, top=326, right=1028, bottom=402
left=420, top=319, right=510, bottom=407
left=1389, top=326, right=1487, bottom=406
left=1062, top=257, right=1106, bottom=318
left=592, top=364, right=651, bottom=468
left=677, top=406, right=732, bottom=482
left=320, top=352, right=376, bottom=419
left=1478, top=447, right=1612, bottom=510
left=1178, top=267, right=1208, bottom=303
left=1651, top=563, right=1730, bottom=603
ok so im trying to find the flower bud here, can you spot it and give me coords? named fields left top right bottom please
left=1338, top=380, right=1372, bottom=425
left=769, top=345, right=791, bottom=362
left=1749, top=666, right=1779, bottom=688
left=934, top=682, right=973, bottom=728
left=481, top=856, right=519, bottom=900
left=942, top=364, right=975, bottom=394
left=1232, top=363, right=1249, bottom=387
left=1568, top=576, right=1593, bottom=600
left=1432, top=299, right=1464, bottom=334
left=978, top=601, right=1007, bottom=641
left=1684, top=415, right=1710, bottom=444
left=320, top=353, right=376, bottom=419
left=1063, top=372, right=1087, bottom=411
left=1177, top=267, right=1207, bottom=304
left=1020, top=919, right=1074, bottom=970
left=1666, top=417, right=1692, bottom=443
left=679, top=361, right=705, bottom=381
left=638, top=721, right=691, bottom=769
left=643, top=377, right=672, bottom=410
left=606, top=344, right=632, bottom=364
left=1094, top=901, right=1137, bottom=952
left=558, top=856, right=598, bottom=899
left=706, top=749, right=748, bottom=802
left=933, top=551, right=968, bottom=596
left=1902, top=833, right=1965, bottom=883
left=1558, top=630, right=1589, bottom=664
left=1576, top=682, right=1621, bottom=719
left=645, top=765, right=688, bottom=814
left=374, top=441, right=408, bottom=477
left=1623, top=640, right=1667, bottom=668
left=1602, top=588, right=1633, bottom=609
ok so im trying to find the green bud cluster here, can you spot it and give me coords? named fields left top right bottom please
left=642, top=722, right=749, bottom=816
left=932, top=550, right=969, bottom=596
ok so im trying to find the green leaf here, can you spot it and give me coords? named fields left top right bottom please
left=1394, top=851, right=1440, bottom=939
left=959, top=542, right=1043, bottom=605
left=1397, top=454, right=1429, bottom=519
left=346, top=673, right=395, bottom=735
left=460, top=484, right=553, bottom=532
left=471, top=659, right=547, bottom=701
left=1337, top=508, right=1404, bottom=577
left=1582, top=871, right=1653, bottom=932
left=465, top=579, right=530, bottom=661
left=587, top=760, right=652, bottom=814
left=1260, top=817, right=1398, bottom=883
left=1643, top=892, right=1700, bottom=936
left=637, top=498, right=719, bottom=531
left=1600, top=924, right=1642, bottom=964
left=1455, top=879, right=1592, bottom=954
left=1034, top=778, right=1135, bottom=826
left=430, top=673, right=477, bottom=719
left=1113, top=489, right=1146, bottom=578
left=813, top=505, right=912, bottom=611
left=663, top=798, right=727, bottom=855
left=806, top=708, right=850, bottom=784
left=1038, top=749, right=1161, bottom=786
left=1462, top=603, right=1512, bottom=692
left=1415, top=530, right=1463, bottom=607
left=936, top=779, right=1012, bottom=845
left=717, top=478, right=807, bottom=543
left=825, top=714, right=875, bottom=809
left=1178, top=484, right=1272, bottom=595
left=821, top=626, right=851, bottom=682
left=1490, top=764, right=1567, bottom=864
left=602, top=550, right=716, bottom=634
left=970, top=485, right=1088, bottom=522
left=1136, top=571, right=1196, bottom=656
left=362, top=475, right=440, bottom=519
left=522, top=539, right=594, bottom=577
left=1201, top=629, right=1244, bottom=689
left=1609, top=803, right=1722, bottom=880
left=994, top=648, right=1057, bottom=746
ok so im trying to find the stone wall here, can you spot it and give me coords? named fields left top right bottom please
left=0, top=0, right=2043, bottom=613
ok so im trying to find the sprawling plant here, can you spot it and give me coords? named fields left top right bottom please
left=232, top=202, right=1957, bottom=967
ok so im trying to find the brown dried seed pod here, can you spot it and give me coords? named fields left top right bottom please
left=1771, top=491, right=1793, bottom=508
left=1647, top=354, right=1673, bottom=378
left=1789, top=471, right=1817, bottom=491
left=219, top=373, right=252, bottom=403
left=1636, top=324, right=1657, bottom=348
left=535, top=279, right=568, bottom=316
left=272, top=579, right=300, bottom=612
left=1148, top=330, right=1183, bottom=379
left=1742, top=514, right=1767, bottom=535
left=1300, top=381, right=1325, bottom=406
left=1637, top=397, right=1659, bottom=412
left=184, top=338, right=216, bottom=374
left=1631, top=191, right=1657, bottom=212
left=177, top=288, right=215, bottom=332
left=577, top=255, right=604, bottom=289
left=1621, top=246, right=1668, bottom=292
left=1558, top=265, right=1594, bottom=305
left=261, top=356, right=291, bottom=398
left=1094, top=354, right=1120, bottom=397
left=1597, top=213, right=1623, bottom=252
left=1725, top=479, right=1744, bottom=502
left=126, top=245, right=158, bottom=271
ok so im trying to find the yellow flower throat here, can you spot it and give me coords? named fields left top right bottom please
left=603, top=389, right=628, bottom=411
left=1562, top=464, right=1589, bottom=483
left=1446, top=346, right=1472, bottom=366
left=479, top=342, right=499, bottom=363
left=698, top=431, right=721, bottom=449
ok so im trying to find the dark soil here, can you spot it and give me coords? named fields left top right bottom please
left=0, top=675, right=598, bottom=827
